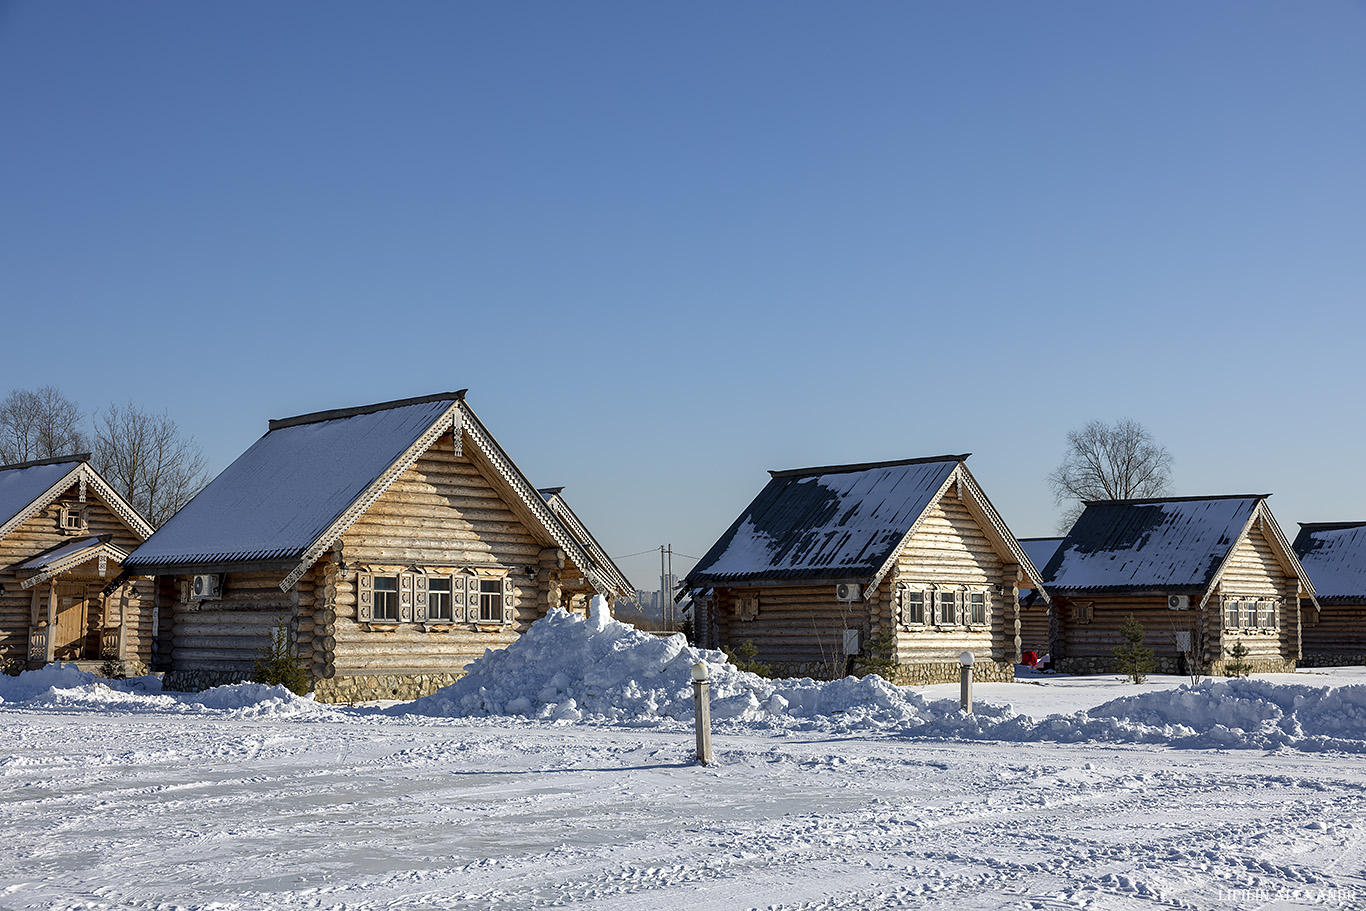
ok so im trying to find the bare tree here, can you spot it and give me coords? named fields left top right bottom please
left=0, top=386, right=88, bottom=464
left=92, top=402, right=209, bottom=526
left=1048, top=418, right=1173, bottom=532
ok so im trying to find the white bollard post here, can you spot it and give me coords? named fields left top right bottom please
left=959, top=650, right=975, bottom=714
left=692, top=661, right=714, bottom=765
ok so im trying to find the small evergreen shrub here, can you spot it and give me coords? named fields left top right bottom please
left=852, top=627, right=898, bottom=680
left=1113, top=614, right=1156, bottom=684
left=251, top=617, right=311, bottom=696
left=723, top=640, right=772, bottom=677
left=1224, top=639, right=1253, bottom=678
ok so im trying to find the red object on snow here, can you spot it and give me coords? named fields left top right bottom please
left=1021, top=650, right=1039, bottom=667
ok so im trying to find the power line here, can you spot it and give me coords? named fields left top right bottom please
left=613, top=548, right=661, bottom=560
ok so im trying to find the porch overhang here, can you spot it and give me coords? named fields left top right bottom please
left=13, top=535, right=130, bottom=590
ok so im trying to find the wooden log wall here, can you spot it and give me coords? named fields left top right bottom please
left=1214, top=522, right=1300, bottom=664
left=712, top=584, right=870, bottom=678
left=168, top=570, right=296, bottom=674
left=0, top=483, right=148, bottom=668
left=1302, top=603, right=1366, bottom=656
left=1018, top=595, right=1050, bottom=656
left=1056, top=594, right=1201, bottom=661
left=891, top=496, right=1013, bottom=664
left=104, top=576, right=154, bottom=667
left=321, top=433, right=560, bottom=678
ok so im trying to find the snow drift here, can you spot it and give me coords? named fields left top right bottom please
left=398, top=607, right=1366, bottom=751
left=6, top=611, right=1366, bottom=751
left=0, top=661, right=335, bottom=718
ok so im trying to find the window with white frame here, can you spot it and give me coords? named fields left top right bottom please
left=1224, top=598, right=1241, bottom=630
left=970, top=592, right=986, bottom=626
left=372, top=575, right=399, bottom=622
left=901, top=588, right=925, bottom=625
left=57, top=503, right=88, bottom=535
left=428, top=577, right=453, bottom=622
left=478, top=578, right=503, bottom=623
left=1258, top=599, right=1277, bottom=629
left=936, top=589, right=957, bottom=626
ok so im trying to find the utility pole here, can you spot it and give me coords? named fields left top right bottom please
left=659, top=543, right=675, bottom=630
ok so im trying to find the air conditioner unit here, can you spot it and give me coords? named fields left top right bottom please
left=191, top=573, right=222, bottom=601
left=1167, top=594, right=1189, bottom=610
left=835, top=583, right=861, bottom=602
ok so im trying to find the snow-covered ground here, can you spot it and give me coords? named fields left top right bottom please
left=4, top=609, right=1366, bottom=910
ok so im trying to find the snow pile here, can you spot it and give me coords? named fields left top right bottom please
left=0, top=662, right=162, bottom=705
left=1081, top=678, right=1366, bottom=751
left=185, top=682, right=337, bottom=718
left=0, top=663, right=334, bottom=718
left=400, top=608, right=1366, bottom=751
left=402, top=608, right=1016, bottom=732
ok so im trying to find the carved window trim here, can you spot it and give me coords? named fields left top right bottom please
left=357, top=565, right=515, bottom=628
left=57, top=502, right=88, bottom=536
left=897, top=584, right=927, bottom=628
left=734, top=593, right=760, bottom=622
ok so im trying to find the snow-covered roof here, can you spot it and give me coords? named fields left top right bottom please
left=1293, top=523, right=1366, bottom=604
left=1018, top=537, right=1064, bottom=580
left=14, top=534, right=110, bottom=571
left=0, top=457, right=85, bottom=530
left=124, top=392, right=629, bottom=599
left=1042, top=496, right=1267, bottom=594
left=686, top=457, right=964, bottom=585
left=126, top=395, right=461, bottom=570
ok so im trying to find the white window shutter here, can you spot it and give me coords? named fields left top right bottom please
left=414, top=573, right=428, bottom=623
left=399, top=572, right=414, bottom=623
left=452, top=574, right=468, bottom=623
left=501, top=576, right=515, bottom=624
left=357, top=573, right=374, bottom=622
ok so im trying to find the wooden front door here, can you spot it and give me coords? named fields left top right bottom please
left=53, top=583, right=90, bottom=660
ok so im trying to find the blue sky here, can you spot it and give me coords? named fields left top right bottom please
left=2, top=2, right=1363, bottom=590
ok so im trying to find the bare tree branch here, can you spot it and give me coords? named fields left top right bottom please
left=0, top=386, right=87, bottom=464
left=92, top=402, right=209, bottom=527
left=1048, top=418, right=1173, bottom=533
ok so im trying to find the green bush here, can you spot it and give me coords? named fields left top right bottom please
left=251, top=617, right=311, bottom=696
left=723, top=640, right=772, bottom=677
left=1224, top=639, right=1252, bottom=678
left=1113, top=614, right=1156, bottom=684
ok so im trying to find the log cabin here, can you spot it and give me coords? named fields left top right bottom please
left=1016, top=537, right=1063, bottom=660
left=0, top=455, right=154, bottom=673
left=683, top=456, right=1049, bottom=684
left=123, top=392, right=633, bottom=702
left=1292, top=522, right=1366, bottom=666
left=1040, top=495, right=1317, bottom=675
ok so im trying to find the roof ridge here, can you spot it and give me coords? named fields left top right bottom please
left=1081, top=493, right=1269, bottom=506
left=0, top=453, right=90, bottom=472
left=1298, top=521, right=1366, bottom=531
left=268, top=391, right=467, bottom=431
left=769, top=454, right=969, bottom=479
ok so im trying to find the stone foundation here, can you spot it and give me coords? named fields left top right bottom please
left=770, top=658, right=1014, bottom=685
left=162, top=668, right=250, bottom=693
left=1298, top=654, right=1366, bottom=669
left=312, top=672, right=465, bottom=704
left=880, top=660, right=1014, bottom=686
left=1056, top=655, right=1297, bottom=676
left=160, top=668, right=467, bottom=703
left=1209, top=656, right=1297, bottom=676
